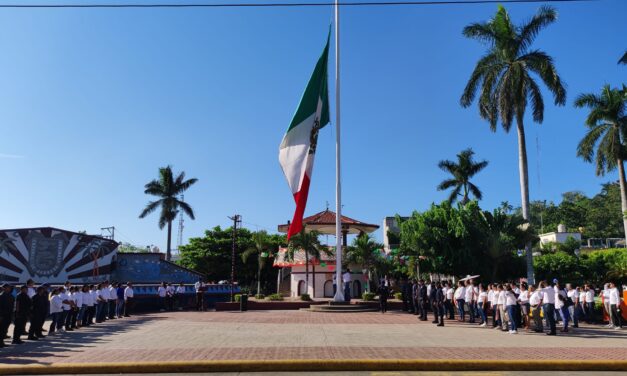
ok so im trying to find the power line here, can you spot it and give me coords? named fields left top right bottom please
left=0, top=0, right=597, bottom=9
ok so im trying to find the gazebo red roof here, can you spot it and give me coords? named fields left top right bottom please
left=277, top=209, right=379, bottom=235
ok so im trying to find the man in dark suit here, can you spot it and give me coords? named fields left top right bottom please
left=30, top=286, right=47, bottom=339
left=0, top=284, right=15, bottom=347
left=418, top=280, right=428, bottom=321
left=13, top=285, right=31, bottom=344
left=429, top=282, right=438, bottom=323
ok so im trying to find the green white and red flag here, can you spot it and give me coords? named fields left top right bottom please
left=279, top=35, right=330, bottom=241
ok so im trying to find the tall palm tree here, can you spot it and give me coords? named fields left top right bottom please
left=575, top=85, right=627, bottom=244
left=346, top=233, right=383, bottom=293
left=460, top=5, right=566, bottom=283
left=241, top=230, right=274, bottom=296
left=437, top=148, right=488, bottom=204
left=139, top=166, right=197, bottom=261
left=287, top=227, right=326, bottom=297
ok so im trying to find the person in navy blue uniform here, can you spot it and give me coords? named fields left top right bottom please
left=0, top=284, right=14, bottom=347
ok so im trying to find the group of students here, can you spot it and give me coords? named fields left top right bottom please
left=0, top=279, right=135, bottom=347
left=156, top=281, right=186, bottom=311
left=399, top=278, right=624, bottom=334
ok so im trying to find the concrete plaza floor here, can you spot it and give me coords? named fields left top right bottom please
left=1, top=310, right=626, bottom=366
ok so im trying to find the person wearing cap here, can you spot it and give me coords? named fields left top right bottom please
left=0, top=284, right=14, bottom=347
left=30, top=286, right=47, bottom=339
left=13, top=285, right=31, bottom=344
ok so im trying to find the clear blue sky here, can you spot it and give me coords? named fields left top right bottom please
left=1, top=0, right=625, bottom=250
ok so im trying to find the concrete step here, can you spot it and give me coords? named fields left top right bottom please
left=302, top=304, right=379, bottom=313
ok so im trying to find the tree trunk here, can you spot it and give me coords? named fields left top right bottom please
left=312, top=262, right=316, bottom=298
left=257, top=254, right=262, bottom=296
left=516, top=118, right=534, bottom=284
left=166, top=220, right=172, bottom=261
left=305, top=249, right=309, bottom=296
left=616, top=158, right=627, bottom=246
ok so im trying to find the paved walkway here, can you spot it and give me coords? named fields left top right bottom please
left=1, top=311, right=626, bottom=365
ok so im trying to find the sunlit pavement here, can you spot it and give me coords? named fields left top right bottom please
left=1, top=310, right=626, bottom=365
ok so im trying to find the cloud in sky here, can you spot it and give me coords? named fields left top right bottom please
left=0, top=153, right=25, bottom=159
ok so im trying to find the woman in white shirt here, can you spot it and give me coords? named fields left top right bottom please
left=518, top=283, right=530, bottom=330
left=454, top=281, right=466, bottom=322
left=602, top=284, right=611, bottom=327
left=496, top=284, right=507, bottom=331
left=566, top=284, right=579, bottom=328
left=476, top=284, right=488, bottom=327
left=504, top=285, right=518, bottom=334
left=555, top=283, right=570, bottom=332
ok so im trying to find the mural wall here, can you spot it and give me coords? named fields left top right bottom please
left=0, top=227, right=118, bottom=284
left=113, top=253, right=202, bottom=284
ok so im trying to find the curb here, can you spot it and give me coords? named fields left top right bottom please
left=1, top=359, right=627, bottom=374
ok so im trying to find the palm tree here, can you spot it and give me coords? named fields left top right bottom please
left=437, top=148, right=488, bottom=204
left=346, top=233, right=383, bottom=293
left=287, top=227, right=326, bottom=297
left=241, top=230, right=274, bottom=296
left=460, top=5, right=566, bottom=283
left=481, top=208, right=536, bottom=281
left=575, top=85, right=627, bottom=244
left=139, top=166, right=197, bottom=261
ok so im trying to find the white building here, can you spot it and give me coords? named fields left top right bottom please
left=539, top=224, right=582, bottom=246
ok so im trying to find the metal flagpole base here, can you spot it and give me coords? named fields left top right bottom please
left=332, top=289, right=344, bottom=302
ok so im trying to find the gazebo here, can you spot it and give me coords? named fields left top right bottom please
left=274, top=209, right=379, bottom=299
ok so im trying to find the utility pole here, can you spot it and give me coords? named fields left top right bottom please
left=100, top=226, right=115, bottom=241
left=228, top=214, right=241, bottom=302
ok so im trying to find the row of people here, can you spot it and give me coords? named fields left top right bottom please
left=0, top=280, right=135, bottom=347
left=399, top=278, right=623, bottom=334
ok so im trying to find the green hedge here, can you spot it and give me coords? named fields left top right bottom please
left=266, top=293, right=284, bottom=301
left=362, top=292, right=375, bottom=301
left=533, top=248, right=627, bottom=285
left=300, top=294, right=312, bottom=301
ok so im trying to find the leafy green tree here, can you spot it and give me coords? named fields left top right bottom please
left=241, top=230, right=276, bottom=296
left=287, top=228, right=327, bottom=297
left=461, top=5, right=566, bottom=283
left=346, top=233, right=384, bottom=292
left=437, top=148, right=488, bottom=204
left=118, top=243, right=151, bottom=253
left=575, top=85, right=627, bottom=244
left=139, top=166, right=197, bottom=261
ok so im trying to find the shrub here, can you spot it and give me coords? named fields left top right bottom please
left=393, top=292, right=403, bottom=300
left=234, top=294, right=242, bottom=302
left=254, top=294, right=265, bottom=299
left=300, top=294, right=312, bottom=301
left=266, top=293, right=284, bottom=301
left=362, top=292, right=375, bottom=301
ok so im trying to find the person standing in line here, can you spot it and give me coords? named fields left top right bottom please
left=48, top=288, right=63, bottom=335
left=418, top=280, right=428, bottom=321
left=429, top=282, right=438, bottom=323
left=497, top=284, right=508, bottom=331
left=566, top=284, right=579, bottom=328
left=504, top=285, right=518, bottom=334
left=342, top=269, right=352, bottom=302
left=85, top=285, right=96, bottom=325
left=194, top=279, right=205, bottom=311
left=477, top=284, right=488, bottom=327
left=96, top=283, right=107, bottom=323
left=68, top=286, right=80, bottom=330
left=464, top=280, right=475, bottom=324
left=584, top=284, right=595, bottom=324
left=435, top=282, right=445, bottom=327
left=454, top=281, right=466, bottom=322
left=487, top=284, right=497, bottom=327
left=445, top=282, right=455, bottom=320
left=377, top=280, right=389, bottom=314
left=608, top=282, right=623, bottom=329
left=29, top=287, right=47, bottom=339
left=540, top=281, right=557, bottom=335
left=108, top=282, right=117, bottom=320
left=555, top=282, right=570, bottom=333
left=124, top=282, right=134, bottom=317
left=602, top=283, right=611, bottom=327
left=411, top=280, right=419, bottom=316
left=166, top=283, right=175, bottom=311
left=58, top=286, right=72, bottom=331
left=26, top=279, right=36, bottom=299
left=12, top=285, right=31, bottom=344
left=175, top=283, right=186, bottom=311
left=157, top=282, right=167, bottom=311
left=0, top=284, right=14, bottom=347
left=116, top=283, right=125, bottom=318
left=518, top=283, right=530, bottom=330
left=529, top=285, right=543, bottom=333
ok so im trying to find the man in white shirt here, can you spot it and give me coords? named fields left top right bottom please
left=124, top=282, right=134, bottom=317
left=528, top=285, right=543, bottom=332
left=176, top=283, right=186, bottom=311
left=166, top=283, right=176, bottom=311
left=58, top=286, right=73, bottom=331
left=465, top=281, right=476, bottom=324
left=194, top=279, right=205, bottom=311
left=608, top=282, right=623, bottom=329
left=158, top=282, right=167, bottom=312
left=540, top=281, right=557, bottom=335
left=108, top=283, right=117, bottom=320
left=566, top=284, right=579, bottom=328
left=342, top=269, right=352, bottom=302
left=602, top=284, right=611, bottom=327
left=584, top=284, right=595, bottom=324
left=454, top=281, right=466, bottom=322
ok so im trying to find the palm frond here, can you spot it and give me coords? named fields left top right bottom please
left=468, top=182, right=483, bottom=201
left=518, top=5, right=558, bottom=52
left=139, top=200, right=162, bottom=219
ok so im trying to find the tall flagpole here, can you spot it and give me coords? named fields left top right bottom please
left=333, top=0, right=345, bottom=303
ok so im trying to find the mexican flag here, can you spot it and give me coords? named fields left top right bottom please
left=279, top=34, right=330, bottom=241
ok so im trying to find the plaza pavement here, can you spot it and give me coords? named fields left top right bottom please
left=0, top=310, right=626, bottom=370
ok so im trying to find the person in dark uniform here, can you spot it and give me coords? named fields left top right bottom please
left=400, top=278, right=409, bottom=312
left=0, top=284, right=14, bottom=347
left=418, top=280, right=428, bottom=321
left=30, top=286, right=47, bottom=339
left=429, top=282, right=438, bottom=323
left=377, top=280, right=389, bottom=314
left=13, top=285, right=31, bottom=344
left=435, top=282, right=445, bottom=326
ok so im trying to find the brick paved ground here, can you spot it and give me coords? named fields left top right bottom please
left=1, top=311, right=626, bottom=365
